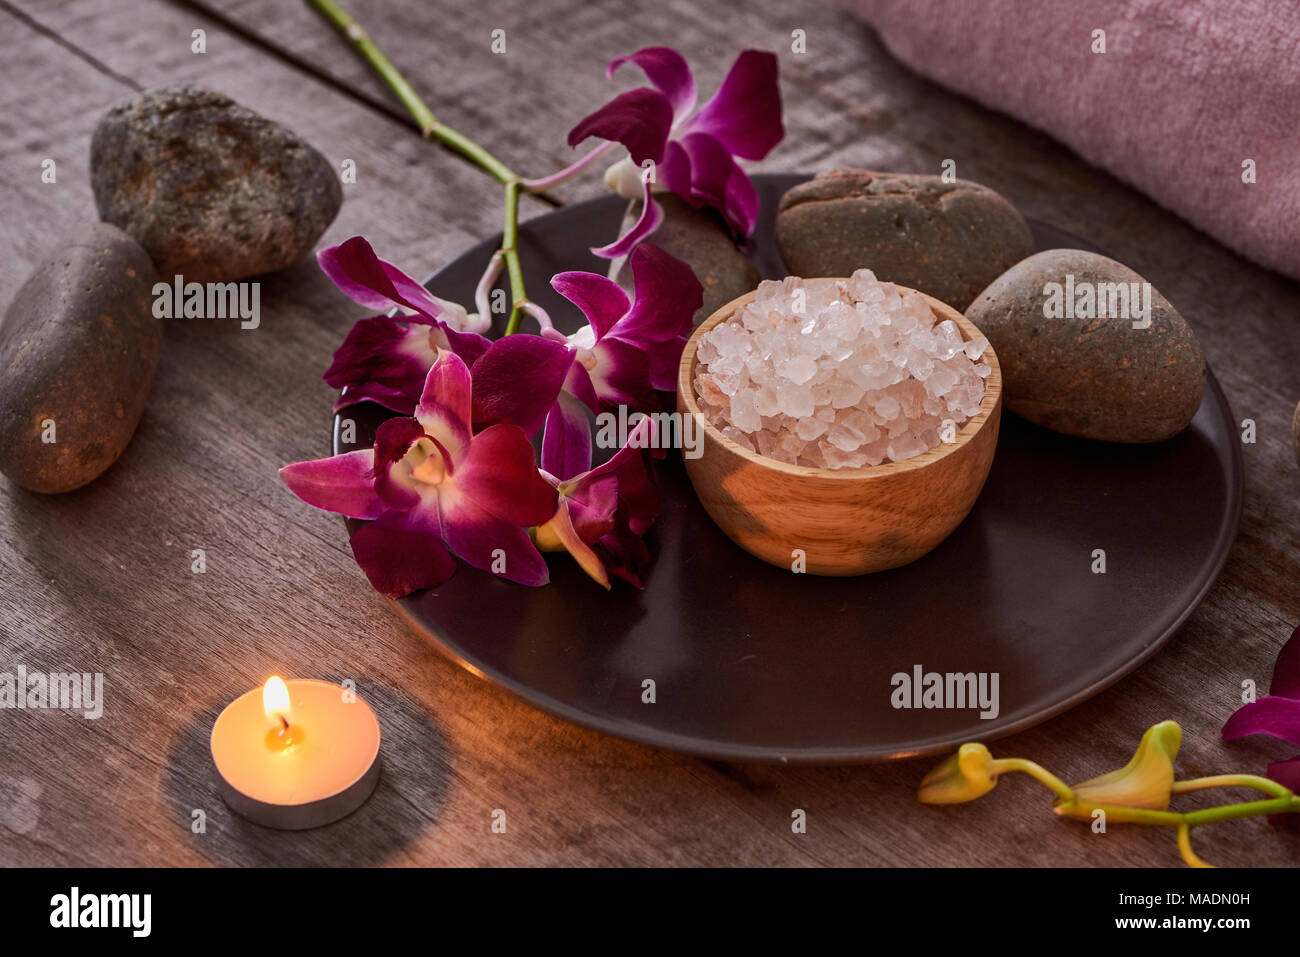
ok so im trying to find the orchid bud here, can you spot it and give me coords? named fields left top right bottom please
left=918, top=742, right=998, bottom=804
left=1068, top=720, right=1182, bottom=811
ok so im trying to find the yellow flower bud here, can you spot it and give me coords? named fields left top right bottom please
left=1069, top=720, right=1182, bottom=811
left=918, top=742, right=998, bottom=804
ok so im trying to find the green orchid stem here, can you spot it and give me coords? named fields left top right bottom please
left=308, top=0, right=532, bottom=333
left=502, top=180, right=528, bottom=335
left=1172, top=774, right=1293, bottom=800
left=990, top=758, right=1075, bottom=803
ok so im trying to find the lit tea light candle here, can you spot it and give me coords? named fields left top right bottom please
left=210, top=677, right=381, bottom=829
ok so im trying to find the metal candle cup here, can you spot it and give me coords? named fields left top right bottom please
left=210, top=677, right=381, bottom=829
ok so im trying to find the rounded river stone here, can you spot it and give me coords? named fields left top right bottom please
left=965, top=248, right=1205, bottom=443
left=775, top=169, right=1035, bottom=311
left=0, top=223, right=162, bottom=492
left=91, top=85, right=341, bottom=283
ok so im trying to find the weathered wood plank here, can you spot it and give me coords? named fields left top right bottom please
left=0, top=0, right=1296, bottom=868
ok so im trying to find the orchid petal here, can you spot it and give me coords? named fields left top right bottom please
left=1221, top=696, right=1300, bottom=747
left=325, top=315, right=437, bottom=411
left=567, top=87, right=673, bottom=166
left=319, top=236, right=449, bottom=319
left=348, top=511, right=458, bottom=598
left=437, top=489, right=550, bottom=586
left=661, top=132, right=759, bottom=236
left=592, top=177, right=664, bottom=259
left=415, top=351, right=473, bottom=463
left=684, top=49, right=783, bottom=160
left=452, top=423, right=557, bottom=527
left=607, top=47, right=697, bottom=124
left=563, top=363, right=602, bottom=416
left=596, top=513, right=654, bottom=588
left=538, top=503, right=610, bottom=589
left=1270, top=623, right=1300, bottom=699
left=588, top=336, right=656, bottom=411
left=280, top=450, right=384, bottom=520
left=615, top=243, right=701, bottom=348
left=332, top=381, right=418, bottom=416
left=541, top=391, right=593, bottom=481
left=372, top=417, right=427, bottom=510
left=721, top=159, right=761, bottom=238
left=324, top=313, right=491, bottom=416
left=582, top=417, right=659, bottom=535
left=550, top=272, right=631, bottom=341
left=469, top=335, right=573, bottom=437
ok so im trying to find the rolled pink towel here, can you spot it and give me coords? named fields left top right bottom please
left=846, top=0, right=1300, bottom=280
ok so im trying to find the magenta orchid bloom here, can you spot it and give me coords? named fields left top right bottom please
left=320, top=236, right=575, bottom=434
left=540, top=243, right=701, bottom=478
left=281, top=350, right=558, bottom=598
left=568, top=46, right=783, bottom=257
left=535, top=417, right=659, bottom=589
left=319, top=236, right=492, bottom=414
left=1223, top=623, right=1300, bottom=821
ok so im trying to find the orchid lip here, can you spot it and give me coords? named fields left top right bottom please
left=404, top=436, right=450, bottom=485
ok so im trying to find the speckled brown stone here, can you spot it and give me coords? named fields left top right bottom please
left=0, top=223, right=161, bottom=493
left=965, top=249, right=1205, bottom=443
left=775, top=169, right=1035, bottom=311
left=91, top=86, right=341, bottom=283
left=609, top=194, right=759, bottom=326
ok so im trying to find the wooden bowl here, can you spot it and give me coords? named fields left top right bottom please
left=676, top=281, right=1002, bottom=576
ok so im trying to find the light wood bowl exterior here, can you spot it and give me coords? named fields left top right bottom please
left=676, top=282, right=1002, bottom=576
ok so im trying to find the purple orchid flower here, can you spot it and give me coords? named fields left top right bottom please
left=567, top=46, right=783, bottom=257
left=540, top=243, right=702, bottom=478
left=319, top=236, right=493, bottom=414
left=281, top=350, right=558, bottom=598
left=535, top=417, right=660, bottom=589
left=1223, top=623, right=1300, bottom=823
left=320, top=236, right=575, bottom=434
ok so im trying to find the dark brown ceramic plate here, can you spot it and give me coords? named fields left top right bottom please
left=333, top=173, right=1241, bottom=764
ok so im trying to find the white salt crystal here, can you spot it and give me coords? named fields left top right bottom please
left=873, top=395, right=901, bottom=421
left=730, top=389, right=761, bottom=433
left=778, top=354, right=818, bottom=385
left=796, top=416, right=829, bottom=440
left=695, top=271, right=986, bottom=469
left=776, top=381, right=814, bottom=418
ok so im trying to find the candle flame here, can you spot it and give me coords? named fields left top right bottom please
left=263, top=676, right=292, bottom=729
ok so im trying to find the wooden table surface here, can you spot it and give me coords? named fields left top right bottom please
left=1, top=0, right=1298, bottom=867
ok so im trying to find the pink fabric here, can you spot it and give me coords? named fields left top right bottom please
left=847, top=0, right=1300, bottom=280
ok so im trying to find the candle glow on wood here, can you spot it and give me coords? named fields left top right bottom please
left=210, top=677, right=381, bottom=827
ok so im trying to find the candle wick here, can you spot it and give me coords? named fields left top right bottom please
left=279, top=714, right=289, bottom=732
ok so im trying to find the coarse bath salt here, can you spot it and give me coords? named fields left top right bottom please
left=693, top=270, right=989, bottom=469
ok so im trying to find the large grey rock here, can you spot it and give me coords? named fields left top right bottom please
left=91, top=86, right=341, bottom=283
left=610, top=194, right=759, bottom=326
left=965, top=249, right=1204, bottom=443
left=0, top=223, right=162, bottom=493
left=775, top=169, right=1035, bottom=311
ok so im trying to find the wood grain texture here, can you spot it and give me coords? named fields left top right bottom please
left=0, top=0, right=1297, bottom=867
left=678, top=287, right=1002, bottom=575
